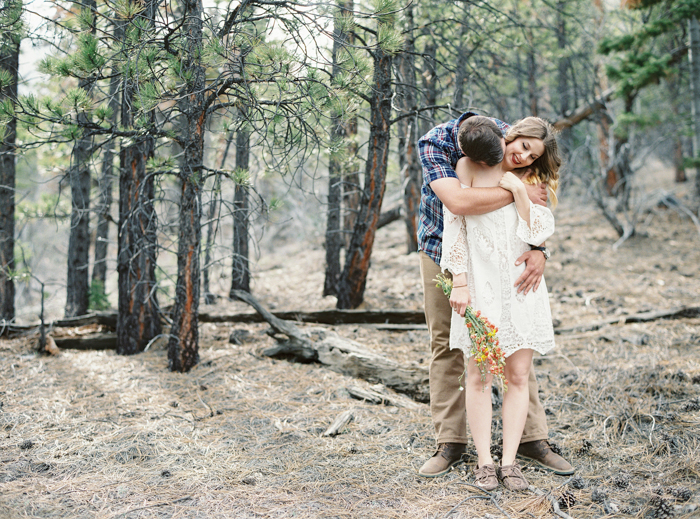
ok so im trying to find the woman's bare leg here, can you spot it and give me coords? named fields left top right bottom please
left=501, top=348, right=534, bottom=466
left=465, top=356, right=494, bottom=467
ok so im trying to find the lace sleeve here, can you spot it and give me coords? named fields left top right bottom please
left=440, top=205, right=469, bottom=275
left=515, top=203, right=555, bottom=245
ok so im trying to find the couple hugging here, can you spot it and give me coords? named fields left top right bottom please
left=417, top=111, right=573, bottom=491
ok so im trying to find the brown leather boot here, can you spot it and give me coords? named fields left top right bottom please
left=418, top=443, right=467, bottom=477
left=517, top=440, right=574, bottom=475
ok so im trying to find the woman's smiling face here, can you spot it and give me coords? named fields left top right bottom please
left=503, top=137, right=545, bottom=171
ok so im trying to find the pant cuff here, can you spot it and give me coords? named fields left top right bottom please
left=520, top=433, right=549, bottom=443
left=435, top=437, right=469, bottom=446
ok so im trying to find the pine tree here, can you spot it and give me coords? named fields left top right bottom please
left=336, top=0, right=402, bottom=309
left=0, top=0, right=21, bottom=321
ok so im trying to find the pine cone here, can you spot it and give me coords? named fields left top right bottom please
left=650, top=495, right=675, bottom=519
left=558, top=490, right=576, bottom=509
left=569, top=474, right=586, bottom=489
left=612, top=472, right=630, bottom=489
left=682, top=398, right=700, bottom=412
left=577, top=439, right=593, bottom=455
left=591, top=487, right=607, bottom=504
left=667, top=486, right=692, bottom=502
left=549, top=441, right=564, bottom=456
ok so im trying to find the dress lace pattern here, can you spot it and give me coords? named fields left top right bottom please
left=440, top=187, right=556, bottom=358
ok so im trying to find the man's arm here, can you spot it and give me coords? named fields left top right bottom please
left=431, top=177, right=547, bottom=216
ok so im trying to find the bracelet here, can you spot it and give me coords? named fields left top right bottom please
left=452, top=284, right=468, bottom=288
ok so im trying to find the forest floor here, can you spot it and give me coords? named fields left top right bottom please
left=2, top=173, right=700, bottom=518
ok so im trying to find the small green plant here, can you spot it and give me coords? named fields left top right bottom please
left=88, top=280, right=111, bottom=311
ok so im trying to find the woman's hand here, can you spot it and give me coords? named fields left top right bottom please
left=498, top=171, right=525, bottom=194
left=449, top=285, right=471, bottom=317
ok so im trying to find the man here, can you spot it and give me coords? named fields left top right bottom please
left=417, top=111, right=574, bottom=477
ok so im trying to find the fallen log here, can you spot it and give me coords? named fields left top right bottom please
left=53, top=332, right=117, bottom=350
left=231, top=290, right=430, bottom=402
left=2, top=308, right=427, bottom=337
left=346, top=385, right=422, bottom=410
left=554, top=305, right=700, bottom=334
left=199, top=308, right=427, bottom=325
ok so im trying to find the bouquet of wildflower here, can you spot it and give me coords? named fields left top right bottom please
left=434, top=273, right=507, bottom=392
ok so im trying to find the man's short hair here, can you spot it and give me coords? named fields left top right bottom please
left=457, top=115, right=504, bottom=167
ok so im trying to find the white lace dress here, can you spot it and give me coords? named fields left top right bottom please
left=441, top=186, right=556, bottom=358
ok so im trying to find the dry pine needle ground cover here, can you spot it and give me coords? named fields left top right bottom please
left=2, top=200, right=700, bottom=518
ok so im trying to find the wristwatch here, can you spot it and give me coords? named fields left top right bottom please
left=531, top=246, right=550, bottom=260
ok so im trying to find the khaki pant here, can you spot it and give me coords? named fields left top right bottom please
left=419, top=251, right=548, bottom=445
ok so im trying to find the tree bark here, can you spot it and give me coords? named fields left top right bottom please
left=323, top=0, right=351, bottom=297
left=556, top=1, right=572, bottom=159
left=552, top=87, right=615, bottom=130
left=168, top=0, right=205, bottom=372
left=689, top=16, right=700, bottom=195
left=91, top=28, right=122, bottom=302
left=420, top=41, right=437, bottom=137
left=527, top=31, right=538, bottom=117
left=336, top=46, right=392, bottom=309
left=396, top=4, right=420, bottom=254
left=64, top=0, right=97, bottom=318
left=230, top=113, right=250, bottom=295
left=0, top=6, right=19, bottom=321
left=202, top=131, right=234, bottom=303
left=116, top=5, right=161, bottom=355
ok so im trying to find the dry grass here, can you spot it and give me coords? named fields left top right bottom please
left=2, top=202, right=700, bottom=518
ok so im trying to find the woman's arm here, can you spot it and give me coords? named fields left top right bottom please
left=499, top=172, right=530, bottom=226
left=440, top=205, right=471, bottom=317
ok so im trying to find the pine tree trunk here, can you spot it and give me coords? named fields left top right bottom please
left=230, top=117, right=250, bottom=295
left=668, top=73, right=687, bottom=183
left=527, top=32, right=538, bottom=117
left=336, top=47, right=392, bottom=309
left=689, top=16, right=700, bottom=195
left=202, top=132, right=234, bottom=304
left=420, top=41, right=437, bottom=137
left=396, top=5, right=420, bottom=253
left=323, top=1, right=352, bottom=297
left=91, top=43, right=122, bottom=301
left=341, top=118, right=360, bottom=250
left=168, top=0, right=205, bottom=372
left=0, top=16, right=19, bottom=321
left=65, top=0, right=97, bottom=318
left=556, top=1, right=572, bottom=159
left=116, top=6, right=161, bottom=355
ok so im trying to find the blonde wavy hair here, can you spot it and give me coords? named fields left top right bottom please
left=505, top=117, right=561, bottom=208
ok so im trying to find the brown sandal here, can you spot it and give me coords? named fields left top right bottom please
left=498, top=461, right=529, bottom=491
left=474, top=463, right=498, bottom=491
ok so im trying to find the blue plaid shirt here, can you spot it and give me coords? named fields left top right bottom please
left=418, top=112, right=510, bottom=265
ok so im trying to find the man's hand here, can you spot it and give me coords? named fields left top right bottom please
left=524, top=182, right=547, bottom=207
left=514, top=249, right=546, bottom=294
